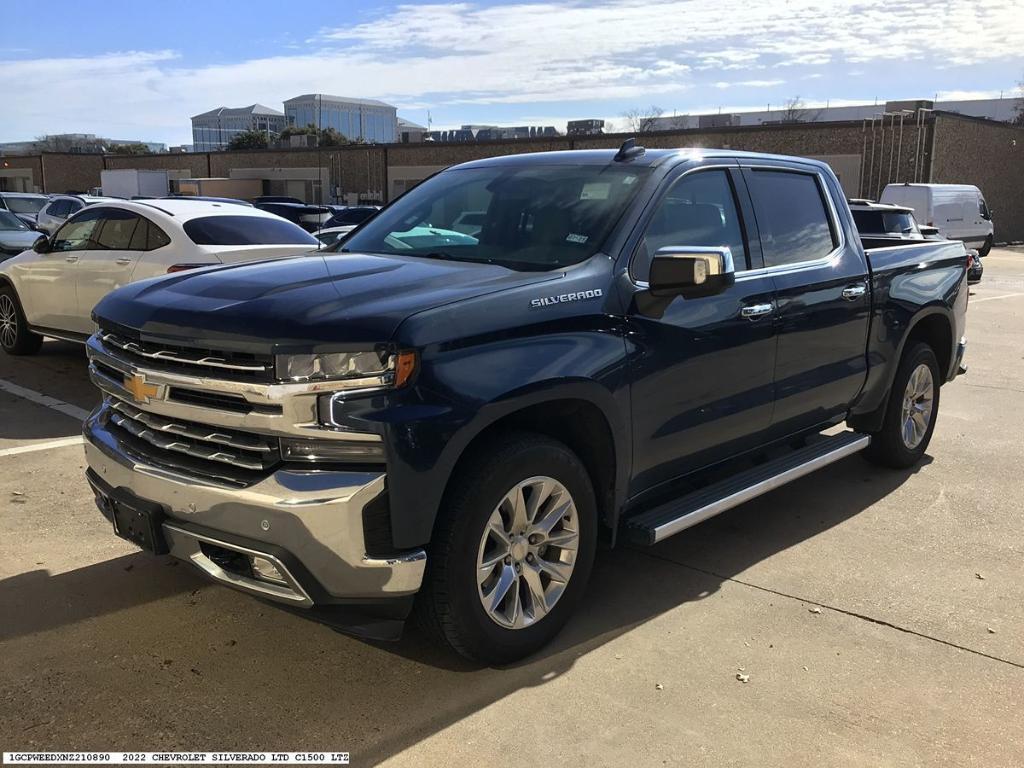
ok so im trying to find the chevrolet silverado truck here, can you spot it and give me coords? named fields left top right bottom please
left=81, top=143, right=968, bottom=664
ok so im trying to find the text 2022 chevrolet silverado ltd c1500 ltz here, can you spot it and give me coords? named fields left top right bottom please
left=81, top=143, right=968, bottom=664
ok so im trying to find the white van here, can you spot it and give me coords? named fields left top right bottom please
left=880, top=183, right=994, bottom=256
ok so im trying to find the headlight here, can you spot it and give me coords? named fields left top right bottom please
left=276, top=351, right=389, bottom=382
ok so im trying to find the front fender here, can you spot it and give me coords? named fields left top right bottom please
left=379, top=324, right=631, bottom=549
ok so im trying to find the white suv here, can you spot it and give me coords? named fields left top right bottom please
left=35, top=194, right=121, bottom=235
left=0, top=199, right=320, bottom=354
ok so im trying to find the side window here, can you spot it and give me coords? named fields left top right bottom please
left=979, top=198, right=990, bottom=220
left=47, top=200, right=70, bottom=218
left=147, top=222, right=172, bottom=250
left=50, top=210, right=103, bottom=252
left=94, top=209, right=143, bottom=250
left=745, top=170, right=837, bottom=267
left=129, top=218, right=150, bottom=250
left=634, top=169, right=748, bottom=281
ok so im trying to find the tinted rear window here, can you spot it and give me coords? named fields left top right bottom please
left=4, top=196, right=47, bottom=214
left=183, top=215, right=319, bottom=246
left=852, top=209, right=919, bottom=236
left=745, top=170, right=837, bottom=267
left=332, top=208, right=377, bottom=225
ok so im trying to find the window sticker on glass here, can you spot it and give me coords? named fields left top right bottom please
left=580, top=182, right=611, bottom=200
left=622, top=175, right=638, bottom=185
left=566, top=233, right=589, bottom=244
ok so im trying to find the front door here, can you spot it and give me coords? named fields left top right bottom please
left=626, top=166, right=777, bottom=496
left=74, top=208, right=147, bottom=333
left=16, top=209, right=103, bottom=332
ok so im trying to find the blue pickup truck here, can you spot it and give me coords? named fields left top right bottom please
left=80, top=143, right=968, bottom=663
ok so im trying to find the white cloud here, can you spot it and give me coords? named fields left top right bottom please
left=1, top=0, right=1022, bottom=144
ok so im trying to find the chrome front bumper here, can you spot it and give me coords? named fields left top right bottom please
left=84, top=410, right=426, bottom=606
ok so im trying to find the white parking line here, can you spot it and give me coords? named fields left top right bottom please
left=0, top=435, right=85, bottom=457
left=0, top=377, right=91, bottom=422
left=972, top=292, right=1024, bottom=304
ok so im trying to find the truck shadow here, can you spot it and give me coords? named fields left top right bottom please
left=0, top=454, right=927, bottom=764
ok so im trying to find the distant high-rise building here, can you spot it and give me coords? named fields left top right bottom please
left=284, top=95, right=397, bottom=143
left=191, top=105, right=287, bottom=151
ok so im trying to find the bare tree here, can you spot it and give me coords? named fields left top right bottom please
left=621, top=105, right=665, bottom=133
left=780, top=96, right=808, bottom=123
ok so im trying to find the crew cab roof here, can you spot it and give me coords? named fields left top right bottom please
left=452, top=147, right=835, bottom=172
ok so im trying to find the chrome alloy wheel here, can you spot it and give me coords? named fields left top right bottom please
left=476, top=476, right=580, bottom=630
left=900, top=363, right=935, bottom=449
left=0, top=294, right=17, bottom=350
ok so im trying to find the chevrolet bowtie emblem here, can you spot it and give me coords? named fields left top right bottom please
left=124, top=372, right=160, bottom=404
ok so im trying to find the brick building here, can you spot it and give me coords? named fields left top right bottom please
left=5, top=111, right=1022, bottom=240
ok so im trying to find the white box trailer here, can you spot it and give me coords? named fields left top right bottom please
left=880, top=183, right=994, bottom=255
left=100, top=169, right=170, bottom=199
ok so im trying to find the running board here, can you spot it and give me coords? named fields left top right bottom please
left=625, top=431, right=871, bottom=546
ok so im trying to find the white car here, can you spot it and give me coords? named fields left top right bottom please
left=35, top=194, right=121, bottom=235
left=0, top=199, right=320, bottom=355
left=313, top=225, right=357, bottom=249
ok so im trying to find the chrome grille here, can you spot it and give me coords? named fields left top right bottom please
left=99, top=331, right=274, bottom=382
left=105, top=398, right=280, bottom=483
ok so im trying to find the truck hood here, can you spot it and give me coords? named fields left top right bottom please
left=92, top=252, right=559, bottom=352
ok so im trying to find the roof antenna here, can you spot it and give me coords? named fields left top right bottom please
left=614, top=137, right=645, bottom=161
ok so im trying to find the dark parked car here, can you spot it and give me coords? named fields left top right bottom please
left=253, top=195, right=305, bottom=205
left=162, top=195, right=254, bottom=207
left=325, top=205, right=380, bottom=228
left=0, top=211, right=46, bottom=258
left=849, top=200, right=926, bottom=248
left=82, top=145, right=969, bottom=664
left=254, top=202, right=333, bottom=232
left=0, top=193, right=50, bottom=229
left=967, top=249, right=983, bottom=284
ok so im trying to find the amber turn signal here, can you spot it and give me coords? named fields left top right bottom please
left=394, top=350, right=418, bottom=388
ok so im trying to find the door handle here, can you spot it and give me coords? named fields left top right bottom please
left=64, top=255, right=79, bottom=263
left=841, top=285, right=867, bottom=301
left=740, top=303, right=774, bottom=320
left=115, top=257, right=133, bottom=265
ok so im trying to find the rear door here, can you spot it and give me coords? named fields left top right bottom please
left=625, top=163, right=778, bottom=494
left=16, top=208, right=103, bottom=331
left=73, top=208, right=149, bottom=331
left=739, top=162, right=870, bottom=438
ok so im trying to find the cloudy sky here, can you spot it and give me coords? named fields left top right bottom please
left=2, top=0, right=1023, bottom=145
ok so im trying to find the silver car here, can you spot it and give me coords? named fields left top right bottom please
left=35, top=194, right=120, bottom=235
left=0, top=192, right=50, bottom=229
left=0, top=211, right=45, bottom=260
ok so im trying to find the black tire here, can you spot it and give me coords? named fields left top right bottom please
left=977, top=236, right=992, bottom=258
left=416, top=432, right=598, bottom=665
left=863, top=342, right=940, bottom=469
left=0, top=285, right=43, bottom=356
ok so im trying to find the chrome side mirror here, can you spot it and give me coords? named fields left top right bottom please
left=649, top=246, right=735, bottom=298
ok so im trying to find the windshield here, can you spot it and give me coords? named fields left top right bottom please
left=4, top=196, right=47, bottom=214
left=183, top=215, right=320, bottom=246
left=340, top=164, right=652, bottom=270
left=0, top=211, right=28, bottom=230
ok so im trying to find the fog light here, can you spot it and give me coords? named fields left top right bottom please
left=280, top=438, right=385, bottom=463
left=250, top=555, right=287, bottom=585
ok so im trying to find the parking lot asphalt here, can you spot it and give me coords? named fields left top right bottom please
left=1, top=249, right=1023, bottom=767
